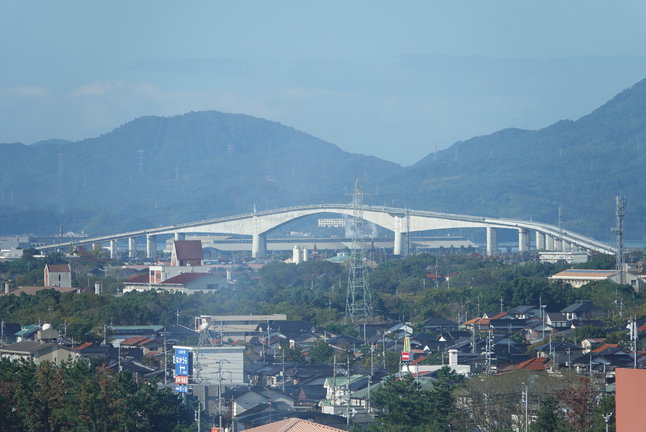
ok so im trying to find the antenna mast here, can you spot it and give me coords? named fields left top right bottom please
left=613, top=196, right=626, bottom=285
left=194, top=323, right=215, bottom=383
left=345, top=178, right=373, bottom=323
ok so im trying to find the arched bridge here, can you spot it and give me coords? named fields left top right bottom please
left=38, top=204, right=617, bottom=259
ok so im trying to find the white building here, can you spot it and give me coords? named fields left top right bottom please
left=175, top=345, right=245, bottom=385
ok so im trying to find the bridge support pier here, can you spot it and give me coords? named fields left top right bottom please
left=146, top=235, right=156, bottom=260
left=546, top=235, right=555, bottom=251
left=535, top=232, right=545, bottom=250
left=563, top=241, right=572, bottom=252
left=518, top=229, right=529, bottom=252
left=252, top=233, right=267, bottom=259
left=109, top=240, right=118, bottom=259
left=392, top=215, right=409, bottom=256
left=486, top=227, right=498, bottom=256
left=394, top=231, right=401, bottom=256
left=554, top=238, right=563, bottom=252
left=174, top=232, right=185, bottom=241
left=128, top=237, right=136, bottom=258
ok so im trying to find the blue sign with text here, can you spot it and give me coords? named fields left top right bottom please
left=175, top=385, right=189, bottom=393
left=174, top=348, right=191, bottom=376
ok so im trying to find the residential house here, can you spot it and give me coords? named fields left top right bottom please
left=422, top=317, right=459, bottom=334
left=321, top=375, right=369, bottom=418
left=119, top=336, right=164, bottom=356
left=572, top=344, right=634, bottom=373
left=561, top=300, right=605, bottom=321
left=546, top=312, right=569, bottom=329
left=171, top=240, right=203, bottom=266
left=507, top=305, right=541, bottom=319
left=44, top=263, right=72, bottom=288
left=243, top=418, right=346, bottom=432
left=0, top=340, right=79, bottom=364
left=534, top=340, right=582, bottom=368
left=123, top=271, right=228, bottom=294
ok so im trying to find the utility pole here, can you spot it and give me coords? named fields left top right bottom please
left=281, top=346, right=286, bottom=391
left=163, top=328, right=168, bottom=385
left=612, top=196, right=626, bottom=284
left=522, top=383, right=529, bottom=432
left=346, top=355, right=351, bottom=429
left=630, top=317, right=638, bottom=369
left=195, top=402, right=201, bottom=432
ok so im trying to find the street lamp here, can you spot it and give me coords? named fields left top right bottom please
left=603, top=412, right=612, bottom=432
left=541, top=304, right=547, bottom=341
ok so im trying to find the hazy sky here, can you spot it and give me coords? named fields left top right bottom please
left=2, top=1, right=646, bottom=165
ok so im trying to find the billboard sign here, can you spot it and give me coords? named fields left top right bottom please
left=174, top=348, right=191, bottom=376
left=175, top=385, right=189, bottom=393
left=175, top=375, right=189, bottom=385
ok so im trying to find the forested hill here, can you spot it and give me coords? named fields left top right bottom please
left=2, top=79, right=646, bottom=239
left=0, top=111, right=402, bottom=235
left=378, top=78, right=646, bottom=240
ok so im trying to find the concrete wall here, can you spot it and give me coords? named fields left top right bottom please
left=617, top=368, right=646, bottom=431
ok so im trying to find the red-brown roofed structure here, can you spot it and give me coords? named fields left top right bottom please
left=591, top=343, right=620, bottom=353
left=244, top=418, right=345, bottom=432
left=515, top=357, right=553, bottom=371
left=171, top=240, right=203, bottom=266
left=44, top=263, right=72, bottom=288
left=127, top=273, right=150, bottom=283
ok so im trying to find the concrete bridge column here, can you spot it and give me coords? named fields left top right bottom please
left=392, top=216, right=406, bottom=256
left=563, top=241, right=572, bottom=252
left=554, top=238, right=563, bottom=252
left=109, top=240, right=118, bottom=259
left=518, top=229, right=529, bottom=252
left=393, top=231, right=402, bottom=256
left=535, top=232, right=546, bottom=250
left=252, top=233, right=267, bottom=259
left=486, top=227, right=498, bottom=256
left=146, top=234, right=156, bottom=260
left=92, top=243, right=100, bottom=252
left=128, top=237, right=136, bottom=258
left=174, top=232, right=185, bottom=241
left=545, top=235, right=555, bottom=251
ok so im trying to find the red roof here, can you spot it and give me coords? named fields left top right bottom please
left=45, top=264, right=71, bottom=272
left=244, top=418, right=345, bottom=432
left=411, top=355, right=427, bottom=365
left=161, top=272, right=210, bottom=284
left=591, top=343, right=620, bottom=353
left=127, top=273, right=149, bottom=283
left=516, top=357, right=552, bottom=371
left=75, top=342, right=93, bottom=350
left=121, top=336, right=153, bottom=346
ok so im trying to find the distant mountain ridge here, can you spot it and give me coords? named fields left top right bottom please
left=2, top=79, right=646, bottom=240
left=0, top=111, right=401, bottom=235
left=377, top=78, right=646, bottom=240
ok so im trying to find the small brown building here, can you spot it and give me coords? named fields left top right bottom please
left=44, top=263, right=72, bottom=288
left=171, top=240, right=203, bottom=266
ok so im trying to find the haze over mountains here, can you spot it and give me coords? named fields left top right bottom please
left=2, top=79, right=646, bottom=241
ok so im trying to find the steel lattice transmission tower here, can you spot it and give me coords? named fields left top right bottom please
left=613, top=195, right=626, bottom=285
left=345, top=178, right=373, bottom=323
